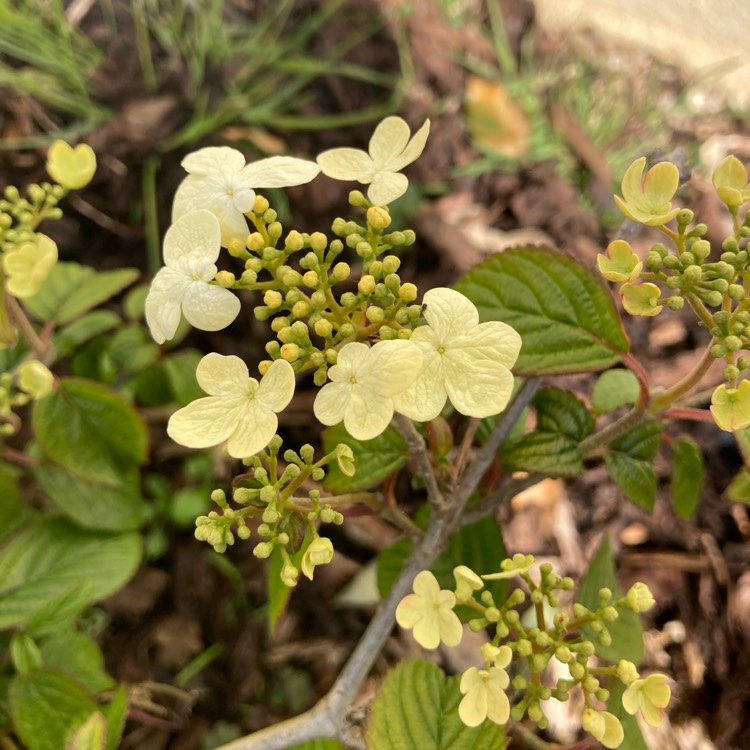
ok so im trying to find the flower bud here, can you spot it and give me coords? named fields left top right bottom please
left=285, top=230, right=304, bottom=252
left=365, top=306, right=385, bottom=323
left=280, top=343, right=301, bottom=362
left=666, top=296, right=685, bottom=311
left=314, top=319, right=333, bottom=338
left=264, top=290, right=283, bottom=309
left=309, top=232, right=327, bottom=253
left=247, top=232, right=265, bottom=252
left=626, top=582, right=655, bottom=612
left=253, top=541, right=274, bottom=558
left=340, top=292, right=358, bottom=308
left=367, top=205, right=392, bottom=230
left=358, top=275, right=376, bottom=295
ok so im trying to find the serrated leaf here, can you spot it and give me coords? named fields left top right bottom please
left=0, top=521, right=141, bottom=629
left=34, top=465, right=145, bottom=531
left=454, top=246, right=629, bottom=374
left=671, top=438, right=703, bottom=520
left=533, top=387, right=595, bottom=440
left=366, top=659, right=505, bottom=750
left=107, top=326, right=159, bottom=373
left=9, top=669, right=97, bottom=750
left=163, top=349, right=204, bottom=406
left=66, top=711, right=106, bottom=750
left=605, top=420, right=662, bottom=511
left=322, top=423, right=407, bottom=493
left=608, top=681, right=648, bottom=750
left=593, top=369, right=640, bottom=414
left=25, top=262, right=138, bottom=325
left=725, top=466, right=750, bottom=504
left=53, top=311, right=121, bottom=359
left=33, top=378, right=148, bottom=485
left=40, top=631, right=115, bottom=694
left=577, top=536, right=644, bottom=664
left=378, top=516, right=507, bottom=620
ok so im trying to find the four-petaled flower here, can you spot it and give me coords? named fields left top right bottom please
left=300, top=536, right=334, bottom=580
left=620, top=282, right=662, bottom=317
left=614, top=157, right=680, bottom=226
left=168, top=353, right=295, bottom=459
left=173, top=146, right=321, bottom=247
left=145, top=210, right=241, bottom=344
left=314, top=339, right=423, bottom=440
left=581, top=708, right=624, bottom=749
left=712, top=155, right=750, bottom=207
left=597, top=240, right=643, bottom=283
left=46, top=140, right=96, bottom=190
left=622, top=673, right=671, bottom=727
left=458, top=646, right=512, bottom=727
left=316, top=116, right=430, bottom=205
left=395, top=570, right=463, bottom=650
left=393, top=287, right=521, bottom=422
left=3, top=233, right=58, bottom=299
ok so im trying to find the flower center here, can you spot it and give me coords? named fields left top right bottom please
left=437, top=345, right=446, bottom=355
left=349, top=375, right=357, bottom=384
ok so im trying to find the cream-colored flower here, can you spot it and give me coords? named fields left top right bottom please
left=172, top=146, right=320, bottom=247
left=3, top=233, right=58, bottom=299
left=46, top=140, right=96, bottom=190
left=168, top=353, right=295, bottom=458
left=622, top=673, right=671, bottom=727
left=300, top=536, right=334, bottom=580
left=710, top=381, right=750, bottom=432
left=614, top=157, right=680, bottom=226
left=395, top=570, right=463, bottom=650
left=313, top=339, right=422, bottom=441
left=145, top=210, right=241, bottom=344
left=316, top=116, right=430, bottom=205
left=581, top=708, right=624, bottom=749
left=458, top=656, right=512, bottom=727
left=625, top=582, right=656, bottom=612
left=393, top=287, right=521, bottom=422
left=17, top=360, right=54, bottom=399
left=453, top=565, right=484, bottom=603
left=482, top=552, right=535, bottom=581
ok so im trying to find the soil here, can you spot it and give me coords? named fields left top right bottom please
left=2, top=1, right=750, bottom=748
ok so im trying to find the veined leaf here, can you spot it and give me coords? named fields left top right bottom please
left=726, top=467, right=750, bottom=504
left=66, top=711, right=107, bottom=750
left=366, top=659, right=505, bottom=749
left=592, top=369, right=640, bottom=414
left=671, top=438, right=703, bottom=520
left=40, top=631, right=115, bottom=694
left=454, top=246, right=629, bottom=374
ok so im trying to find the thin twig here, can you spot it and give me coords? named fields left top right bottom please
left=453, top=417, right=480, bottom=479
left=460, top=473, right=544, bottom=527
left=395, top=413, right=444, bottom=509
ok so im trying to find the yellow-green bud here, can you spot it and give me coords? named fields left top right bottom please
left=281, top=270, right=303, bottom=287
left=723, top=364, right=740, bottom=381
left=676, top=208, right=694, bottom=225
left=292, top=300, right=310, bottom=317
left=291, top=320, right=308, bottom=338
left=666, top=296, right=684, bottom=311
left=382, top=255, right=400, bottom=274
left=726, top=335, right=743, bottom=352
left=264, top=290, right=283, bottom=308
left=303, top=270, right=319, bottom=287
left=367, top=205, right=392, bottom=230
left=310, top=290, right=326, bottom=307
left=285, top=289, right=301, bottom=305
left=384, top=273, right=401, bottom=293
left=355, top=241, right=373, bottom=258
left=729, top=284, right=745, bottom=301
left=267, top=221, right=282, bottom=239
left=314, top=319, right=333, bottom=338
left=369, top=260, right=383, bottom=279
left=280, top=343, right=301, bottom=362
left=331, top=217, right=347, bottom=236
left=265, top=341, right=280, bottom=356
left=309, top=232, right=327, bottom=253
left=247, top=232, right=265, bottom=252
left=331, top=262, right=350, bottom=281
left=313, top=367, right=328, bottom=386
left=691, top=239, right=711, bottom=260
left=285, top=230, right=304, bottom=251
left=253, top=541, right=274, bottom=559
left=253, top=195, right=270, bottom=214
left=227, top=237, right=246, bottom=257
left=365, top=306, right=385, bottom=324
left=258, top=360, right=272, bottom=375
left=215, top=270, right=235, bottom=287
left=348, top=189, right=367, bottom=206
left=340, top=292, right=357, bottom=308
left=358, top=275, right=376, bottom=295
left=683, top=265, right=702, bottom=282
left=379, top=326, right=397, bottom=340
left=241, top=270, right=257, bottom=285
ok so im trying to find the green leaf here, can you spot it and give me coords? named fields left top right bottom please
left=290, top=741, right=345, bottom=750
left=33, top=464, right=145, bottom=532
left=40, top=631, right=115, bottom=694
left=454, top=246, right=629, bottom=374
left=101, top=688, right=128, bottom=750
left=671, top=438, right=703, bottom=520
left=11, top=632, right=42, bottom=674
left=22, top=581, right=93, bottom=637
left=163, top=349, right=205, bottom=406
left=52, top=311, right=121, bottom=359
left=9, top=669, right=97, bottom=750
left=25, top=262, right=139, bottom=325
left=501, top=388, right=594, bottom=477
left=0, top=466, right=35, bottom=545
left=322, top=423, right=407, bottom=493
left=605, top=419, right=662, bottom=511
left=107, top=326, right=159, bottom=374
left=267, top=546, right=293, bottom=637
left=726, top=466, right=750, bottom=504
left=592, top=369, right=640, bottom=414
left=366, top=659, right=505, bottom=750
left=33, top=378, right=148, bottom=485
left=66, top=711, right=107, bottom=750
left=378, top=516, right=507, bottom=620
left=576, top=536, right=644, bottom=664
left=608, top=681, right=648, bottom=750
left=0, top=520, right=141, bottom=629
left=735, top=426, right=750, bottom=465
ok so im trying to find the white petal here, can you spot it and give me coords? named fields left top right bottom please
left=314, top=381, right=352, bottom=426
left=256, top=359, right=296, bottom=412
left=167, top=395, right=243, bottom=448
left=163, top=210, right=221, bottom=270
left=369, top=117, right=411, bottom=164
left=443, top=354, right=515, bottom=418
left=422, top=287, right=479, bottom=341
left=327, top=341, right=370, bottom=382
left=195, top=353, right=250, bottom=397
left=343, top=386, right=395, bottom=440
left=226, top=401, right=277, bottom=458
left=181, top=146, right=245, bottom=176
left=241, top=156, right=321, bottom=188
left=453, top=321, right=522, bottom=370
left=360, top=340, right=423, bottom=397
left=181, top=281, right=241, bottom=332
left=387, top=119, right=430, bottom=172
left=145, top=267, right=190, bottom=344
left=316, top=148, right=375, bottom=181
left=367, top=172, right=409, bottom=205
left=392, top=347, right=447, bottom=422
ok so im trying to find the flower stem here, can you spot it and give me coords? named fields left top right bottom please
left=647, top=341, right=716, bottom=414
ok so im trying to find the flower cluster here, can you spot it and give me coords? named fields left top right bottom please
left=598, top=154, right=750, bottom=432
left=395, top=558, right=671, bottom=747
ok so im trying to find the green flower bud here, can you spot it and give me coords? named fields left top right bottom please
left=292, top=300, right=310, bottom=317
left=382, top=255, right=400, bottom=274
left=646, top=251, right=662, bottom=271
left=688, top=223, right=708, bottom=237
left=386, top=230, right=406, bottom=245
left=349, top=189, right=367, bottom=207
left=265, top=341, right=281, bottom=357
left=676, top=208, right=694, bottom=225
left=598, top=631, right=612, bottom=647
left=691, top=239, right=711, bottom=260
left=215, top=270, right=235, bottom=287
left=253, top=541, right=274, bottom=559
left=738, top=356, right=750, bottom=371
left=568, top=661, right=585, bottom=681
left=340, top=292, right=358, bottom=308
left=729, top=284, right=745, bottom=301
left=358, top=275, right=376, bottom=295
left=710, top=343, right=727, bottom=358
left=240, top=269, right=257, bottom=285
left=724, top=364, right=740, bottom=381
left=285, top=230, right=304, bottom=252
left=379, top=325, right=398, bottom=340
left=280, top=343, right=301, bottom=362
left=302, top=270, right=319, bottom=287
left=662, top=255, right=681, bottom=270
left=714, top=310, right=731, bottom=326
left=277, top=326, right=294, bottom=344
left=314, top=319, right=333, bottom=338
left=666, top=296, right=685, bottom=311
left=282, top=270, right=303, bottom=287
left=365, top=306, right=385, bottom=324
left=309, top=232, right=327, bottom=252
left=313, top=368, right=328, bottom=386
left=679, top=252, right=696, bottom=266
left=384, top=273, right=401, bottom=293
left=725, top=335, right=743, bottom=352
left=355, top=241, right=373, bottom=258
left=683, top=265, right=702, bottom=282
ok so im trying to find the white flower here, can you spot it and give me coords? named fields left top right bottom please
left=316, top=116, right=430, bottom=205
left=3, top=233, right=58, bottom=299
left=458, top=648, right=512, bottom=727
left=313, top=339, right=422, bottom=440
left=622, top=673, right=671, bottom=727
left=168, top=353, right=295, bottom=459
left=393, top=287, right=521, bottom=422
left=300, top=536, right=334, bottom=580
left=145, top=210, right=241, bottom=344
left=395, top=570, right=463, bottom=649
left=172, top=146, right=320, bottom=247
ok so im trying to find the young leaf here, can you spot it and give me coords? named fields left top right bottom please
left=40, top=631, right=115, bottom=694
left=366, top=659, right=505, bottom=750
left=66, top=711, right=107, bottom=750
left=726, top=467, right=750, bottom=504
left=671, top=438, right=703, bottom=520
left=9, top=669, right=97, bottom=750
left=10, top=632, right=42, bottom=674
left=52, top=311, right=120, bottom=359
left=605, top=419, right=662, bottom=511
left=0, top=521, right=141, bottom=629
left=576, top=536, right=644, bottom=664
left=454, top=246, right=629, bottom=374
left=33, top=378, right=148, bottom=485
left=322, top=423, right=408, bottom=493
left=24, top=262, right=138, bottom=325
left=592, top=369, right=640, bottom=414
